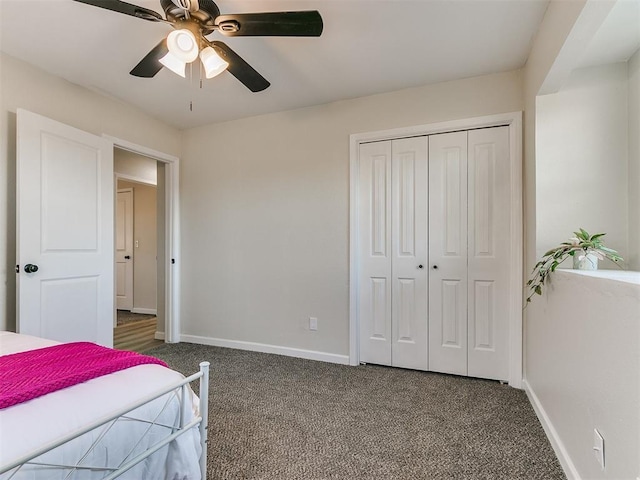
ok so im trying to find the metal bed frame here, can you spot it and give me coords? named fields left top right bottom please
left=0, top=361, right=210, bottom=480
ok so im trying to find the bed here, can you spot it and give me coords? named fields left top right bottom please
left=0, top=331, right=209, bottom=479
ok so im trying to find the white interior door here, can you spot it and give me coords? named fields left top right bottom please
left=116, top=188, right=134, bottom=311
left=390, top=137, right=428, bottom=370
left=428, top=131, right=469, bottom=376
left=467, top=126, right=510, bottom=380
left=358, top=141, right=392, bottom=366
left=17, top=109, right=114, bottom=347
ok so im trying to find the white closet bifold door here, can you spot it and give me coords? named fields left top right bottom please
left=428, top=127, right=510, bottom=381
left=358, top=141, right=393, bottom=366
left=390, top=137, right=428, bottom=370
left=428, top=131, right=469, bottom=376
left=467, top=126, right=510, bottom=381
left=358, top=137, right=428, bottom=369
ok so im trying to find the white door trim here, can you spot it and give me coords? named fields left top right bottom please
left=106, top=136, right=181, bottom=344
left=349, top=112, right=523, bottom=388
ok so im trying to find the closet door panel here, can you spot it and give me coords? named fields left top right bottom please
left=391, top=137, right=428, bottom=370
left=467, top=126, right=510, bottom=381
left=428, top=131, right=468, bottom=376
left=358, top=141, right=392, bottom=366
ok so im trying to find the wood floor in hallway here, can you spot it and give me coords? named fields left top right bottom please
left=113, top=317, right=163, bottom=353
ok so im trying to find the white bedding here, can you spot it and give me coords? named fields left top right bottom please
left=0, top=332, right=202, bottom=479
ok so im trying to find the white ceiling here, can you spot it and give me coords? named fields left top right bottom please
left=578, top=0, right=640, bottom=68
left=0, top=0, right=550, bottom=129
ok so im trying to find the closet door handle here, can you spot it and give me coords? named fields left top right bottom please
left=124, top=255, right=131, bottom=260
left=432, top=265, right=439, bottom=270
left=418, top=264, right=424, bottom=269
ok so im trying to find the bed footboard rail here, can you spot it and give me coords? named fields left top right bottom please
left=198, top=361, right=210, bottom=480
left=1, top=361, right=211, bottom=479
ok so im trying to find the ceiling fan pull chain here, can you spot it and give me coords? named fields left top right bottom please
left=189, top=61, right=194, bottom=112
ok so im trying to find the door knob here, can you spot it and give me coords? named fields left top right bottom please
left=24, top=264, right=39, bottom=273
left=418, top=264, right=424, bottom=269
left=432, top=265, right=439, bottom=270
left=124, top=255, right=131, bottom=259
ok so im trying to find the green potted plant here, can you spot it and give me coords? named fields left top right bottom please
left=526, top=228, right=623, bottom=304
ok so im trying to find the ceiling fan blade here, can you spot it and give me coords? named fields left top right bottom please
left=130, top=39, right=168, bottom=78
left=210, top=41, right=270, bottom=92
left=73, top=0, right=164, bottom=22
left=215, top=11, right=323, bottom=37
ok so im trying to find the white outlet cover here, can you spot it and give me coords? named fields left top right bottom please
left=593, top=429, right=605, bottom=470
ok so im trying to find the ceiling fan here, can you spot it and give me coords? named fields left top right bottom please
left=72, top=0, right=323, bottom=92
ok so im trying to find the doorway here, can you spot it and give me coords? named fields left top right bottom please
left=349, top=112, right=523, bottom=388
left=114, top=148, right=165, bottom=352
left=107, top=135, right=181, bottom=347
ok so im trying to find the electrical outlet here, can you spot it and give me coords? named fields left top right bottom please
left=593, top=429, right=605, bottom=470
left=309, top=317, right=318, bottom=331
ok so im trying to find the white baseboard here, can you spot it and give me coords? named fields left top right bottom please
left=131, top=308, right=157, bottom=315
left=180, top=334, right=351, bottom=366
left=155, top=331, right=165, bottom=341
left=523, top=379, right=580, bottom=480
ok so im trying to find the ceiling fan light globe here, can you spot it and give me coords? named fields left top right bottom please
left=159, top=51, right=187, bottom=78
left=166, top=29, right=199, bottom=63
left=200, top=47, right=229, bottom=79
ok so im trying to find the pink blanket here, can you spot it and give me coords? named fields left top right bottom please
left=0, top=342, right=168, bottom=409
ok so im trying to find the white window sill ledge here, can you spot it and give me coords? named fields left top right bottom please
left=558, top=269, right=640, bottom=286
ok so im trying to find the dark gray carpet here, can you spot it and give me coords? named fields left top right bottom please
left=147, top=343, right=565, bottom=480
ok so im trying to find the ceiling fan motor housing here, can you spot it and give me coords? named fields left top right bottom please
left=160, top=0, right=219, bottom=34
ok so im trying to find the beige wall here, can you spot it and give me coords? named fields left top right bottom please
left=117, top=180, right=157, bottom=313
left=114, top=148, right=158, bottom=185
left=0, top=52, right=180, bottom=331
left=629, top=48, right=640, bottom=270
left=180, top=69, right=523, bottom=355
left=528, top=272, right=639, bottom=479
left=536, top=62, right=630, bottom=261
left=524, top=1, right=640, bottom=478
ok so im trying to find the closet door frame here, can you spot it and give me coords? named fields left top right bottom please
left=349, top=112, right=523, bottom=388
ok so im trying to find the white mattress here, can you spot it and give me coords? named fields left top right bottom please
left=0, top=332, right=202, bottom=479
